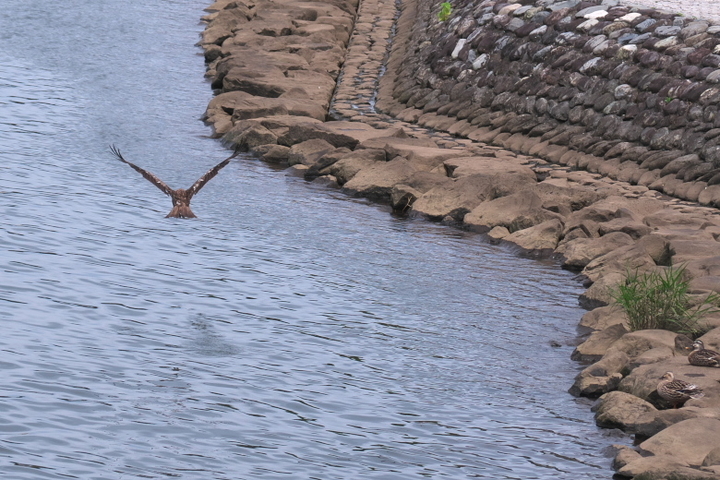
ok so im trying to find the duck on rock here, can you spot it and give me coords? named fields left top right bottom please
left=688, top=340, right=720, bottom=367
left=656, top=371, right=704, bottom=408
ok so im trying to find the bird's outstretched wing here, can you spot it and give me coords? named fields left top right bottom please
left=110, top=145, right=174, bottom=196
left=186, top=148, right=241, bottom=200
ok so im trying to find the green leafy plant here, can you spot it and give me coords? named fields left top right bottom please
left=438, top=2, right=452, bottom=21
left=611, top=265, right=719, bottom=336
left=664, top=96, right=674, bottom=103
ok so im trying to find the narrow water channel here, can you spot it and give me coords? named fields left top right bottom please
left=0, top=1, right=626, bottom=478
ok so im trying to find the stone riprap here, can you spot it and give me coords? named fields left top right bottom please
left=199, top=0, right=720, bottom=476
left=382, top=0, right=720, bottom=209
left=200, top=0, right=358, bottom=140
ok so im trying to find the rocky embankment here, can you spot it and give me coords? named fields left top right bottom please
left=200, top=0, right=720, bottom=477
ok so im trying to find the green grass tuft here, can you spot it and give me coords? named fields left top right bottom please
left=438, top=2, right=452, bottom=21
left=611, top=265, right=719, bottom=336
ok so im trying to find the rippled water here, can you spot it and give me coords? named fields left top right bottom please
left=0, top=1, right=625, bottom=478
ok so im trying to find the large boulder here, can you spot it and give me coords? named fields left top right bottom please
left=639, top=418, right=720, bottom=466
left=560, top=232, right=636, bottom=269
left=535, top=178, right=606, bottom=213
left=287, top=138, right=336, bottom=166
left=503, top=219, right=565, bottom=255
left=593, top=391, right=658, bottom=432
left=619, top=358, right=720, bottom=406
left=325, top=149, right=385, bottom=184
left=463, top=191, right=564, bottom=234
left=390, top=172, right=455, bottom=212
left=610, top=329, right=682, bottom=359
left=571, top=348, right=629, bottom=397
left=279, top=121, right=379, bottom=149
left=571, top=323, right=629, bottom=362
left=341, top=157, right=419, bottom=202
left=222, top=64, right=336, bottom=108
left=616, top=456, right=711, bottom=479
left=412, top=173, right=537, bottom=221
left=579, top=305, right=628, bottom=332
left=581, top=243, right=657, bottom=282
left=578, top=271, right=625, bottom=310
left=204, top=91, right=327, bottom=133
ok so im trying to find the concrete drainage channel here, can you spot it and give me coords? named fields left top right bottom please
left=200, top=0, right=720, bottom=476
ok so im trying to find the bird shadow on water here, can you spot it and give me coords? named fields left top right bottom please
left=186, top=313, right=240, bottom=357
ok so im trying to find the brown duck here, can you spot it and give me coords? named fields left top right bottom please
left=110, top=145, right=238, bottom=218
left=688, top=340, right=720, bottom=367
left=656, top=371, right=704, bottom=408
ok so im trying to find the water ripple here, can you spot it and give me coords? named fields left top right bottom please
left=0, top=0, right=626, bottom=479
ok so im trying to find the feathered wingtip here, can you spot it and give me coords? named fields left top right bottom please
left=109, top=144, right=124, bottom=161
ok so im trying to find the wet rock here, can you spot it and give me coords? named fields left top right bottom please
left=579, top=270, right=624, bottom=309
left=260, top=145, right=291, bottom=163
left=503, top=218, right=565, bottom=255
left=612, top=444, right=643, bottom=470
left=325, top=150, right=384, bottom=184
left=341, top=157, right=420, bottom=202
left=287, top=139, right=337, bottom=166
left=303, top=147, right=352, bottom=179
left=593, top=390, right=658, bottom=431
left=572, top=323, right=629, bottom=362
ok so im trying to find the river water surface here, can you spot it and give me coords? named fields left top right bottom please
left=0, top=1, right=624, bottom=478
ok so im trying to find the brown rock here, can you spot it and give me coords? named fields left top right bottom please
left=611, top=330, right=681, bottom=359
left=612, top=444, right=643, bottom=470
left=703, top=446, right=720, bottom=466
left=597, top=217, right=652, bottom=238
left=561, top=232, right=636, bottom=269
left=619, top=360, right=720, bottom=405
left=224, top=121, right=278, bottom=148
left=287, top=139, right=336, bottom=166
left=358, top=136, right=437, bottom=152
left=617, top=456, right=691, bottom=478
left=582, top=243, right=656, bottom=282
left=304, top=147, right=352, bottom=180
left=261, top=145, right=291, bottom=163
left=637, top=234, right=673, bottom=266
left=579, top=271, right=624, bottom=310
left=634, top=407, right=701, bottom=438
left=639, top=418, right=720, bottom=466
left=325, top=149, right=384, bottom=184
left=386, top=145, right=468, bottom=171
left=341, top=157, right=419, bottom=202
left=628, top=347, right=675, bottom=371
left=463, top=191, right=563, bottom=233
left=503, top=218, right=565, bottom=255
left=593, top=390, right=658, bottom=431
left=487, top=225, right=510, bottom=243
left=579, top=305, right=628, bottom=332
left=411, top=173, right=537, bottom=221
left=572, top=323, right=629, bottom=362
left=444, top=156, right=536, bottom=179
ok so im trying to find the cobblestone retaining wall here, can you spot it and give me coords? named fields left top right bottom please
left=382, top=0, right=720, bottom=206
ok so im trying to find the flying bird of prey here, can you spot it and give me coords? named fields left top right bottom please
left=110, top=145, right=239, bottom=218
